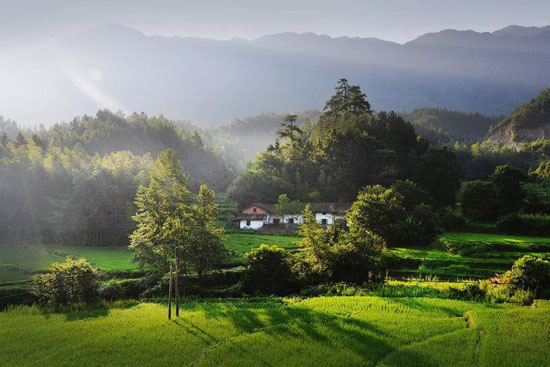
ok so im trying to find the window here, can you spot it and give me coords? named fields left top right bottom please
left=246, top=220, right=251, bottom=226
left=252, top=208, right=257, bottom=213
left=321, top=219, right=327, bottom=225
left=289, top=218, right=294, bottom=224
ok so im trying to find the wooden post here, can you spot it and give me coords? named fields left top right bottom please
left=168, top=263, right=173, bottom=320
left=175, top=249, right=179, bottom=317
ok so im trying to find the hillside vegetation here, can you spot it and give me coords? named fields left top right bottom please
left=1, top=297, right=548, bottom=367
left=489, top=89, right=550, bottom=143
left=403, top=108, right=500, bottom=143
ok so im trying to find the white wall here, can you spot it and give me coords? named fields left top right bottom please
left=240, top=220, right=264, bottom=230
left=282, top=214, right=303, bottom=224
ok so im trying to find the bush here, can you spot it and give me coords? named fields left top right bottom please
left=242, top=245, right=298, bottom=295
left=503, top=255, right=550, bottom=298
left=440, top=207, right=466, bottom=231
left=32, top=258, right=100, bottom=307
left=99, top=278, right=146, bottom=301
left=329, top=229, right=386, bottom=283
left=497, top=213, right=550, bottom=236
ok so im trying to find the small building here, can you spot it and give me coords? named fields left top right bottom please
left=233, top=202, right=351, bottom=230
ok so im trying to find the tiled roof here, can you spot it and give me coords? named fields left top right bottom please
left=242, top=202, right=351, bottom=214
left=247, top=203, right=275, bottom=211
left=233, top=213, right=267, bottom=221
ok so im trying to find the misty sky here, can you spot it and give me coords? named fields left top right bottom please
left=2, top=0, right=549, bottom=54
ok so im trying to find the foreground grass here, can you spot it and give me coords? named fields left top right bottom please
left=1, top=297, right=548, bottom=367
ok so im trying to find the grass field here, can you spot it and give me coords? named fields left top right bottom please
left=3, top=231, right=549, bottom=283
left=224, top=232, right=301, bottom=262
left=0, top=296, right=548, bottom=367
left=388, top=232, right=550, bottom=279
left=0, top=232, right=301, bottom=283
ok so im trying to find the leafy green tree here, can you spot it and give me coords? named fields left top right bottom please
left=274, top=194, right=302, bottom=222
left=491, top=164, right=526, bottom=216
left=323, top=78, right=372, bottom=119
left=348, top=185, right=406, bottom=246
left=130, top=149, right=192, bottom=271
left=277, top=114, right=303, bottom=143
left=413, top=147, right=461, bottom=206
left=331, top=226, right=386, bottom=283
left=297, top=204, right=386, bottom=284
left=459, top=180, right=499, bottom=222
left=242, top=245, right=297, bottom=295
left=182, top=185, right=227, bottom=282
left=297, top=204, right=332, bottom=275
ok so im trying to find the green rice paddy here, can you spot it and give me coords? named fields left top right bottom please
left=1, top=297, right=548, bottom=367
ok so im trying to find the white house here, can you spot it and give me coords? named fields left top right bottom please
left=233, top=202, right=351, bottom=230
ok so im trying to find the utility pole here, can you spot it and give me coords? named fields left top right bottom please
left=168, top=263, right=173, bottom=320
left=175, top=248, right=179, bottom=317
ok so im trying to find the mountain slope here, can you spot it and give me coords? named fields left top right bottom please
left=402, top=108, right=500, bottom=143
left=1, top=24, right=549, bottom=126
left=489, top=89, right=550, bottom=143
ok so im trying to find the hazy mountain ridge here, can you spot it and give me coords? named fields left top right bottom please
left=1, top=23, right=549, bottom=127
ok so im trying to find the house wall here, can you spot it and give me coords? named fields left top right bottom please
left=314, top=213, right=345, bottom=225
left=242, top=206, right=268, bottom=215
left=240, top=220, right=265, bottom=230
left=282, top=214, right=303, bottom=224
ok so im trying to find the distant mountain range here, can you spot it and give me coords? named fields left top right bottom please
left=1, top=23, right=549, bottom=126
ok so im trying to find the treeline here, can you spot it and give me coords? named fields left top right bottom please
left=0, top=111, right=233, bottom=246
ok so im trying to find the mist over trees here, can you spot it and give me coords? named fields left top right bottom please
left=0, top=111, right=233, bottom=246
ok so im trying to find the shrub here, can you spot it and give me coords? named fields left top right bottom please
left=503, top=255, right=550, bottom=298
left=440, top=207, right=466, bottom=231
left=330, top=229, right=386, bottom=283
left=242, top=245, right=298, bottom=295
left=497, top=213, right=550, bottom=236
left=99, top=278, right=146, bottom=301
left=32, top=258, right=100, bottom=307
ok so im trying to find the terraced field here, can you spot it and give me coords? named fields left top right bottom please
left=388, top=232, right=550, bottom=279
left=1, top=297, right=548, bottom=367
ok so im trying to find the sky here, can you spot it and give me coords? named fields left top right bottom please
left=1, top=0, right=550, bottom=54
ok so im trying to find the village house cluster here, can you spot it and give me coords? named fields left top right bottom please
left=233, top=202, right=351, bottom=230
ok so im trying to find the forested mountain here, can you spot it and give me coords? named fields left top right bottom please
left=2, top=23, right=549, bottom=126
left=402, top=108, right=500, bottom=144
left=489, top=89, right=550, bottom=143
